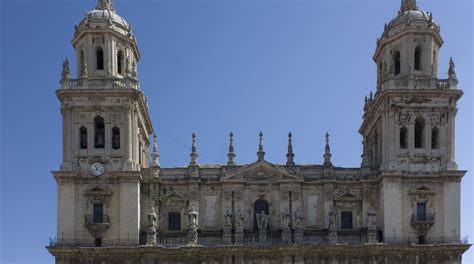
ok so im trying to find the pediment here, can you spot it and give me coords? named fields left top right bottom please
left=221, top=160, right=303, bottom=183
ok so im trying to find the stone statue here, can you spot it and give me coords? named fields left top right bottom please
left=256, top=211, right=269, bottom=231
left=293, top=210, right=304, bottom=229
left=224, top=208, right=233, bottom=229
left=148, top=207, right=157, bottom=229
left=235, top=208, right=244, bottom=229
left=188, top=205, right=199, bottom=227
left=367, top=207, right=377, bottom=231
left=281, top=208, right=291, bottom=229
left=328, top=209, right=338, bottom=230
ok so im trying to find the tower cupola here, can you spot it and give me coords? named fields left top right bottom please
left=71, top=0, right=140, bottom=81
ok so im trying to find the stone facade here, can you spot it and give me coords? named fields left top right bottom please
left=48, top=0, right=470, bottom=263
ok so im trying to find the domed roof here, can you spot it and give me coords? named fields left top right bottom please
left=82, top=9, right=129, bottom=28
left=387, top=9, right=434, bottom=29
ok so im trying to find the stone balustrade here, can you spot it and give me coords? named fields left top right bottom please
left=378, top=78, right=455, bottom=91
left=63, top=77, right=140, bottom=90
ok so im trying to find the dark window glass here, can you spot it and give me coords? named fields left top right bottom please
left=94, top=116, right=105, bottom=149
left=414, top=117, right=425, bottom=148
left=417, top=202, right=427, bottom=221
left=414, top=46, right=422, bottom=71
left=393, top=51, right=401, bottom=75
left=253, top=199, right=269, bottom=230
left=93, top=204, right=104, bottom=223
left=400, top=126, right=408, bottom=149
left=80, top=126, right=88, bottom=149
left=95, top=238, right=102, bottom=247
left=117, top=51, right=124, bottom=75
left=168, top=212, right=181, bottom=230
left=341, top=211, right=353, bottom=229
left=96, top=47, right=104, bottom=70
left=112, top=127, right=120, bottom=150
left=431, top=127, right=439, bottom=149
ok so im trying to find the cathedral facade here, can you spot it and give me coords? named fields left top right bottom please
left=47, top=0, right=470, bottom=263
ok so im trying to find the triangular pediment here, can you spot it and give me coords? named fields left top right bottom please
left=221, top=160, right=302, bottom=183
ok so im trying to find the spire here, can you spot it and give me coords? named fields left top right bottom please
left=190, top=133, right=198, bottom=166
left=448, top=57, right=457, bottom=79
left=96, top=0, right=116, bottom=13
left=257, top=131, right=265, bottom=161
left=323, top=132, right=332, bottom=167
left=400, top=0, right=418, bottom=12
left=151, top=134, right=160, bottom=167
left=61, top=57, right=70, bottom=81
left=227, top=132, right=236, bottom=166
left=286, top=132, right=295, bottom=166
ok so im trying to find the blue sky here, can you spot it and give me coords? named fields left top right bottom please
left=1, top=0, right=472, bottom=263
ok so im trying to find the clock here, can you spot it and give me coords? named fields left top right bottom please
left=90, top=162, right=105, bottom=176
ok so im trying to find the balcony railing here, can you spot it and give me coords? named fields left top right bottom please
left=411, top=213, right=435, bottom=224
left=85, top=214, right=110, bottom=224
left=378, top=78, right=454, bottom=91
left=49, top=234, right=469, bottom=247
left=64, top=77, right=140, bottom=90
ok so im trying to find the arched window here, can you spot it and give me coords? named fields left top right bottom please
left=414, top=117, right=425, bottom=148
left=117, top=50, right=124, bottom=75
left=112, top=127, right=120, bottom=150
left=393, top=51, right=401, bottom=76
left=80, top=50, right=85, bottom=76
left=431, top=127, right=439, bottom=149
left=80, top=126, right=88, bottom=149
left=253, top=199, right=269, bottom=230
left=94, top=116, right=105, bottom=149
left=400, top=126, right=408, bottom=149
left=96, top=47, right=104, bottom=70
left=414, top=46, right=422, bottom=71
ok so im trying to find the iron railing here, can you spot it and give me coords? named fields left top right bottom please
left=85, top=215, right=110, bottom=224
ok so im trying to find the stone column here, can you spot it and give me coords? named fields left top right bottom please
left=123, top=103, right=133, bottom=170
left=61, top=105, right=73, bottom=171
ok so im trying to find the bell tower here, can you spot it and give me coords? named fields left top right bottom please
left=54, top=0, right=153, bottom=247
left=360, top=0, right=464, bottom=243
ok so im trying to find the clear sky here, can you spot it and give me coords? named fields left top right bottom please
left=0, top=0, right=472, bottom=263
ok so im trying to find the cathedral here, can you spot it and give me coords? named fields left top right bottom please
left=47, top=0, right=470, bottom=263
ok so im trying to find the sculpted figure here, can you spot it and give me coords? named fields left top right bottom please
left=148, top=207, right=157, bottom=229
left=293, top=210, right=304, bottom=229
left=367, top=207, right=377, bottom=231
left=224, top=208, right=233, bottom=228
left=188, top=205, right=199, bottom=227
left=281, top=208, right=291, bottom=229
left=328, top=209, right=338, bottom=230
left=256, top=211, right=269, bottom=231
left=235, top=208, right=244, bottom=229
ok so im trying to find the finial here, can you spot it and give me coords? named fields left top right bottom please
left=61, top=57, right=70, bottom=81
left=190, top=133, right=198, bottom=166
left=324, top=132, right=332, bottom=167
left=400, top=0, right=418, bottom=12
left=257, top=131, right=265, bottom=161
left=151, top=134, right=160, bottom=167
left=96, top=0, right=116, bottom=13
left=286, top=132, right=295, bottom=166
left=448, top=57, right=457, bottom=79
left=369, top=91, right=373, bottom=101
left=227, top=132, right=236, bottom=166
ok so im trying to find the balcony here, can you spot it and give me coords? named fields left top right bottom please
left=411, top=213, right=435, bottom=225
left=63, top=77, right=140, bottom=90
left=85, top=215, right=110, bottom=238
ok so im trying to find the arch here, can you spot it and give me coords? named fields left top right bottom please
left=96, top=47, right=104, bottom=70
left=80, top=50, right=85, bottom=76
left=393, top=51, right=401, bottom=75
left=94, top=116, right=105, bottom=149
left=431, top=127, right=439, bottom=149
left=79, top=126, right=88, bottom=149
left=399, top=126, right=408, bottom=149
left=414, top=116, right=425, bottom=148
left=112, top=127, right=120, bottom=150
left=253, top=199, right=269, bottom=230
left=414, top=46, right=422, bottom=71
left=117, top=50, right=124, bottom=75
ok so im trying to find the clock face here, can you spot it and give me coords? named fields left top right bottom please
left=90, top=162, right=105, bottom=176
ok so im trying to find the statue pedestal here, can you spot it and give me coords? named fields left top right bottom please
left=258, top=230, right=267, bottom=244
left=235, top=229, right=243, bottom=244
left=282, top=228, right=291, bottom=243
left=294, top=228, right=303, bottom=244
left=187, top=224, right=198, bottom=246
left=223, top=228, right=232, bottom=244
left=367, top=230, right=377, bottom=244
left=146, top=227, right=157, bottom=246
left=328, top=229, right=337, bottom=244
